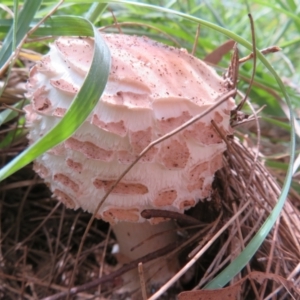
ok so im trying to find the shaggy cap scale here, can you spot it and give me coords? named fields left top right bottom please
left=26, top=34, right=235, bottom=224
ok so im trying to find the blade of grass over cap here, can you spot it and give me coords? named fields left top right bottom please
left=0, top=16, right=111, bottom=181
left=32, top=16, right=101, bottom=37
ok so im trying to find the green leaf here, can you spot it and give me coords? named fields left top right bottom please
left=85, top=3, right=108, bottom=23
left=262, top=116, right=291, bottom=131
left=33, top=16, right=100, bottom=36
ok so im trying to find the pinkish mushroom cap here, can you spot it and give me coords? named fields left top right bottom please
left=26, top=34, right=235, bottom=224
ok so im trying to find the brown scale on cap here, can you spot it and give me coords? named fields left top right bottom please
left=202, top=183, right=213, bottom=198
left=26, top=33, right=235, bottom=223
left=54, top=189, right=76, bottom=209
left=183, top=121, right=223, bottom=145
left=129, top=127, right=152, bottom=154
left=33, top=162, right=49, bottom=178
left=93, top=179, right=149, bottom=195
left=179, top=199, right=196, bottom=210
left=32, top=86, right=51, bottom=113
left=23, top=104, right=37, bottom=125
left=52, top=107, right=67, bottom=117
left=158, top=138, right=190, bottom=169
left=116, top=148, right=158, bottom=164
left=149, top=217, right=170, bottom=225
left=36, top=56, right=54, bottom=73
left=27, top=68, right=39, bottom=86
left=92, top=114, right=127, bottom=137
left=66, top=159, right=83, bottom=173
left=102, top=208, right=140, bottom=223
left=47, top=143, right=65, bottom=156
left=116, top=150, right=137, bottom=164
left=65, top=138, right=113, bottom=161
left=139, top=147, right=158, bottom=162
left=187, top=177, right=205, bottom=193
left=210, top=153, right=223, bottom=173
left=53, top=173, right=80, bottom=193
left=154, top=189, right=177, bottom=207
left=214, top=111, right=224, bottom=123
left=188, top=161, right=209, bottom=181
left=156, top=111, right=192, bottom=135
left=50, top=79, right=79, bottom=95
left=116, top=91, right=151, bottom=108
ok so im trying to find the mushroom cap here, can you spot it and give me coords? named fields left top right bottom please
left=26, top=34, right=235, bottom=224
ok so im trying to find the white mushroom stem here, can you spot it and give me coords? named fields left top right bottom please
left=112, top=220, right=178, bottom=291
left=113, top=220, right=177, bottom=261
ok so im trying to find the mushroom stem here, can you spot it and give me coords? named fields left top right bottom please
left=112, top=220, right=178, bottom=292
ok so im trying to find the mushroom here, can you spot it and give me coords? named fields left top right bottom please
left=25, top=34, right=235, bottom=295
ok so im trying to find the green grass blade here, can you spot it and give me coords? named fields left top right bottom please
left=85, top=2, right=108, bottom=23
left=262, top=116, right=291, bottom=131
left=0, top=15, right=107, bottom=37
left=0, top=0, right=42, bottom=69
left=253, top=0, right=300, bottom=27
left=0, top=100, right=29, bottom=126
left=0, top=20, right=12, bottom=33
left=33, top=16, right=102, bottom=36
left=0, top=116, right=26, bottom=148
left=13, top=0, right=19, bottom=51
left=0, top=16, right=111, bottom=181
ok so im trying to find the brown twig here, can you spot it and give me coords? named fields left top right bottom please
left=236, top=13, right=256, bottom=112
left=239, top=46, right=281, bottom=64
left=191, top=24, right=200, bottom=56
left=97, top=225, right=111, bottom=296
left=108, top=8, right=122, bottom=34
left=138, top=262, right=148, bottom=300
